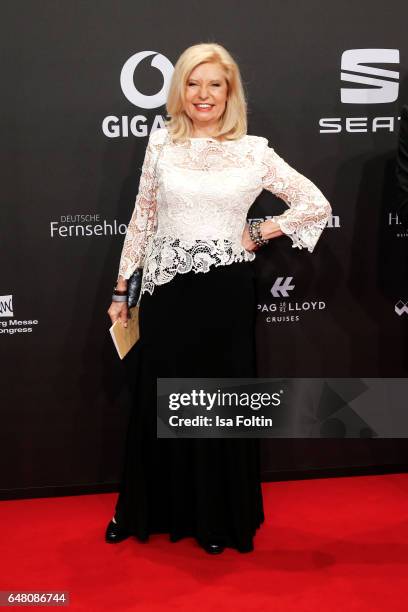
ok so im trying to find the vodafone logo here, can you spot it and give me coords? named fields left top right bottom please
left=120, top=51, right=174, bottom=109
left=102, top=50, right=174, bottom=138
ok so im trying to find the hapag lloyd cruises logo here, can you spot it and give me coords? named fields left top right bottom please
left=258, top=277, right=326, bottom=324
left=271, top=277, right=295, bottom=298
left=102, top=51, right=174, bottom=138
left=0, top=295, right=39, bottom=335
left=319, top=48, right=400, bottom=134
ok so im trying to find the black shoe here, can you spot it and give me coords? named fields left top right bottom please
left=105, top=519, right=131, bottom=544
left=200, top=540, right=225, bottom=554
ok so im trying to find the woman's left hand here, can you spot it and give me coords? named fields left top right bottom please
left=241, top=223, right=259, bottom=251
left=241, top=220, right=283, bottom=251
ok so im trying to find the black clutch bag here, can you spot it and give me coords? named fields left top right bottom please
left=127, top=267, right=143, bottom=308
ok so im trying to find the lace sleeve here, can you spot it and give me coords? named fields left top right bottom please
left=260, top=140, right=332, bottom=252
left=117, top=130, right=163, bottom=280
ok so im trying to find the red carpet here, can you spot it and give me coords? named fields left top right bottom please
left=1, top=474, right=407, bottom=611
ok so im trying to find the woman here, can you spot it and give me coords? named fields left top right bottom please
left=106, top=42, right=331, bottom=554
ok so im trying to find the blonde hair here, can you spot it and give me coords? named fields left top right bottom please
left=164, top=42, right=247, bottom=142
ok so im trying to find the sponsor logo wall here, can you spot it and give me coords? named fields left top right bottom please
left=2, top=1, right=408, bottom=498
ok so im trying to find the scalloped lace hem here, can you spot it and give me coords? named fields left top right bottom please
left=140, top=236, right=255, bottom=297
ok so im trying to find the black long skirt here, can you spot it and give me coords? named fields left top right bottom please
left=114, top=260, right=265, bottom=552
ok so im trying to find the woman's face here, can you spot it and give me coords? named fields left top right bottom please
left=184, top=62, right=228, bottom=130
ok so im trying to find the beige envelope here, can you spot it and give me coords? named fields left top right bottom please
left=109, top=306, right=139, bottom=359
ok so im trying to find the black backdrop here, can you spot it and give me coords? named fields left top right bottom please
left=1, top=0, right=407, bottom=500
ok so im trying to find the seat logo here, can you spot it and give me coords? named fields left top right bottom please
left=341, top=49, right=399, bottom=104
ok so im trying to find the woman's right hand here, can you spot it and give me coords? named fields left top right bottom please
left=107, top=301, right=130, bottom=328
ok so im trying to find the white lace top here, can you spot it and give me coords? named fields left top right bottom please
left=117, top=127, right=332, bottom=297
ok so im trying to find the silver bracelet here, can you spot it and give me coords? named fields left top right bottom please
left=249, top=220, right=269, bottom=246
left=112, top=294, right=128, bottom=302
